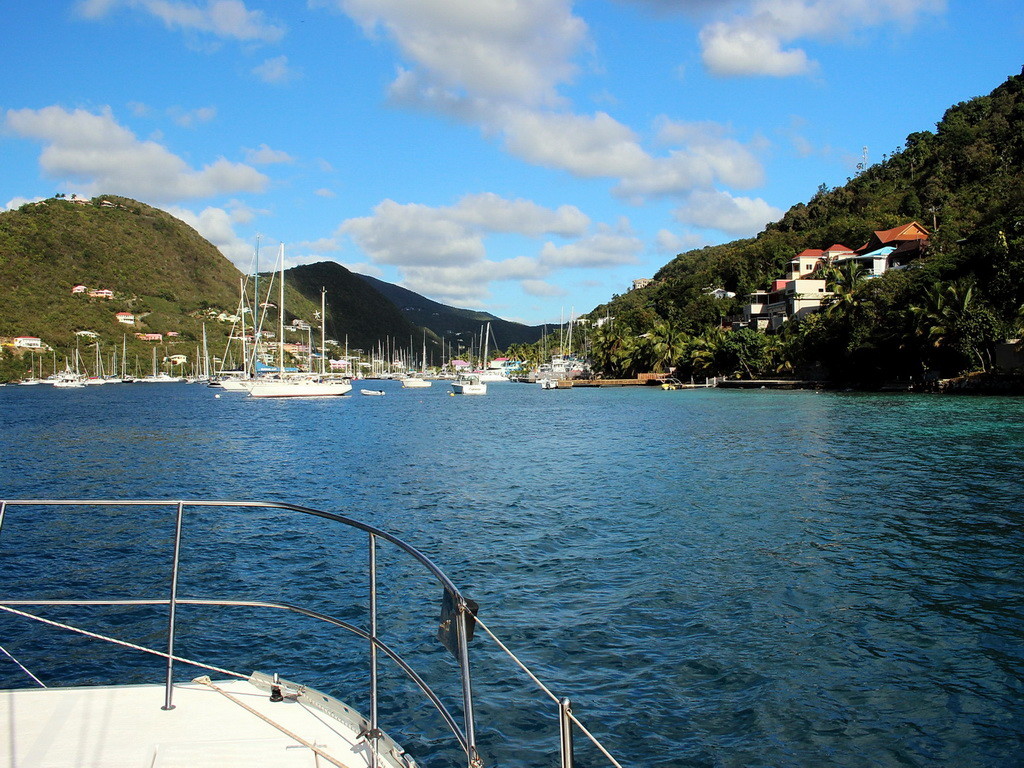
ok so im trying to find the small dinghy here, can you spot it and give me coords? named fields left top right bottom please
left=360, top=388, right=386, bottom=396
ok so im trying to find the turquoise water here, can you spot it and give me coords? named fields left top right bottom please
left=1, top=382, right=1022, bottom=766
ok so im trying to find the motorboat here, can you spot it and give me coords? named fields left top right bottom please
left=401, top=377, right=431, bottom=389
left=0, top=499, right=623, bottom=768
left=450, top=374, right=486, bottom=396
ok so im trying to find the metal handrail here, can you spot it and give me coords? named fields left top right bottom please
left=0, top=499, right=621, bottom=767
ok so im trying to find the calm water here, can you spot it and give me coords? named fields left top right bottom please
left=1, top=382, right=1022, bottom=767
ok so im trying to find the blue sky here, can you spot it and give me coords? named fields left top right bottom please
left=2, top=1, right=1021, bottom=324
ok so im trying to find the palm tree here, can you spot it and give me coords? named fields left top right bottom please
left=823, top=261, right=868, bottom=318
left=648, top=321, right=688, bottom=373
left=910, top=280, right=995, bottom=372
left=684, top=327, right=727, bottom=377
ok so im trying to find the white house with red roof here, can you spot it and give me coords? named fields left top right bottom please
left=115, top=312, right=135, bottom=325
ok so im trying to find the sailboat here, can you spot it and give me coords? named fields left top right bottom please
left=402, top=334, right=432, bottom=388
left=248, top=245, right=352, bottom=398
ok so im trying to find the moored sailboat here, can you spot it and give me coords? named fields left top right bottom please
left=247, top=245, right=351, bottom=398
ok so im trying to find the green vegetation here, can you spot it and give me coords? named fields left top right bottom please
left=0, top=196, right=490, bottom=380
left=580, top=69, right=1024, bottom=387
left=0, top=195, right=245, bottom=377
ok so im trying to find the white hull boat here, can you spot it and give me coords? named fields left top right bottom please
left=360, top=388, right=386, bottom=396
left=401, top=377, right=431, bottom=389
left=248, top=377, right=352, bottom=398
left=0, top=499, right=623, bottom=768
left=451, top=375, right=487, bottom=395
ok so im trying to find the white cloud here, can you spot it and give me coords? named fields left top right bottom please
left=700, top=20, right=812, bottom=77
left=672, top=189, right=783, bottom=235
left=165, top=204, right=253, bottom=268
left=448, top=192, right=589, bottom=237
left=498, top=108, right=651, bottom=178
left=5, top=196, right=46, bottom=210
left=539, top=222, right=643, bottom=269
left=398, top=256, right=541, bottom=305
left=341, top=200, right=486, bottom=267
left=335, top=0, right=587, bottom=106
left=330, top=0, right=780, bottom=214
left=4, top=106, right=268, bottom=203
left=314, top=188, right=336, bottom=198
left=655, top=228, right=706, bottom=254
left=296, top=238, right=340, bottom=253
left=698, top=0, right=944, bottom=77
left=169, top=105, right=217, bottom=128
left=78, top=0, right=286, bottom=43
left=338, top=193, right=626, bottom=305
left=243, top=143, right=294, bottom=164
left=253, top=55, right=301, bottom=84
left=339, top=194, right=589, bottom=269
left=521, top=279, right=567, bottom=297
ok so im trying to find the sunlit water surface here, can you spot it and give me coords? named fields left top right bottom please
left=1, top=382, right=1022, bottom=767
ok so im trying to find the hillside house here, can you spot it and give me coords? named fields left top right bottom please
left=115, top=312, right=135, bottom=325
left=631, top=278, right=654, bottom=291
left=71, top=285, right=87, bottom=294
left=88, top=289, right=114, bottom=300
left=743, top=279, right=832, bottom=330
left=135, top=333, right=163, bottom=342
left=75, top=330, right=99, bottom=338
left=742, top=222, right=929, bottom=330
left=13, top=337, right=43, bottom=349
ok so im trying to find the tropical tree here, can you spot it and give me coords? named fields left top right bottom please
left=648, top=320, right=688, bottom=373
left=909, top=279, right=1000, bottom=373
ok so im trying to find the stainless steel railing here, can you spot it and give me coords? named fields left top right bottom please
left=0, top=499, right=621, bottom=768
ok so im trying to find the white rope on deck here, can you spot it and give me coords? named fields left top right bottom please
left=192, top=676, right=353, bottom=768
left=473, top=615, right=625, bottom=768
left=0, top=604, right=246, bottom=681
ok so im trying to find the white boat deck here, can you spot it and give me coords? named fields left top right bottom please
left=0, top=677, right=411, bottom=768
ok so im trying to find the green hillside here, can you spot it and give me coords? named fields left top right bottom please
left=0, top=195, right=247, bottom=376
left=585, top=69, right=1024, bottom=385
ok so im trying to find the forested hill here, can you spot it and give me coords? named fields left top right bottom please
left=283, top=262, right=421, bottom=352
left=0, top=195, right=243, bottom=349
left=591, top=69, right=1024, bottom=341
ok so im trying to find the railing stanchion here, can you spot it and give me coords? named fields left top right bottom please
left=368, top=533, right=381, bottom=760
left=456, top=600, right=481, bottom=767
left=162, top=500, right=185, bottom=711
left=559, top=697, right=575, bottom=768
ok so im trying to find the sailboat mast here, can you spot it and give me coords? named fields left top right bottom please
left=278, top=244, right=285, bottom=375
left=320, top=287, right=327, bottom=376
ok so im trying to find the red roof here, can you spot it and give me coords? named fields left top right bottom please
left=873, top=222, right=930, bottom=243
left=824, top=244, right=853, bottom=253
left=793, top=248, right=823, bottom=259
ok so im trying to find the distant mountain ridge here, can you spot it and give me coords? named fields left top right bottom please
left=357, top=274, right=545, bottom=348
